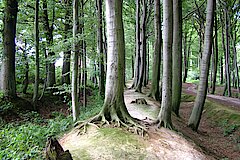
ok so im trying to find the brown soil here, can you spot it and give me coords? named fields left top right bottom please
left=60, top=82, right=240, bottom=159
left=183, top=83, right=240, bottom=111
left=177, top=83, right=240, bottom=159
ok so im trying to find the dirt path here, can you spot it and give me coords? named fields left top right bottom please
left=124, top=88, right=211, bottom=160
left=60, top=83, right=212, bottom=160
left=60, top=81, right=239, bottom=159
left=183, top=83, right=240, bottom=111
left=178, top=83, right=240, bottom=159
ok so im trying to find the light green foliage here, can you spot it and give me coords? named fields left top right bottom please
left=0, top=102, right=14, bottom=113
left=220, top=120, right=239, bottom=136
left=205, top=101, right=240, bottom=137
left=0, top=112, right=72, bottom=159
left=0, top=91, right=4, bottom=99
left=0, top=91, right=103, bottom=159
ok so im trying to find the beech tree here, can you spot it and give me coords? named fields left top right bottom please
left=0, top=0, right=18, bottom=98
left=72, top=0, right=80, bottom=122
left=132, top=0, right=141, bottom=89
left=156, top=0, right=173, bottom=128
left=211, top=1, right=218, bottom=94
left=42, top=0, right=56, bottom=88
left=76, top=0, right=142, bottom=128
left=148, top=0, right=161, bottom=101
left=172, top=0, right=182, bottom=116
left=62, top=0, right=72, bottom=85
left=188, top=0, right=215, bottom=131
left=97, top=0, right=105, bottom=97
left=135, top=0, right=147, bottom=93
left=222, top=1, right=231, bottom=97
left=33, top=0, right=40, bottom=105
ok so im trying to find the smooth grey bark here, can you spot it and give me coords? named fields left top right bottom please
left=183, top=31, right=191, bottom=83
left=83, top=41, right=87, bottom=108
left=135, top=0, right=147, bottom=93
left=172, top=0, right=182, bottom=116
left=232, top=29, right=240, bottom=94
left=78, top=1, right=84, bottom=99
left=43, top=0, right=56, bottom=88
left=92, top=0, right=135, bottom=124
left=220, top=12, right=226, bottom=86
left=62, top=0, right=72, bottom=84
left=211, top=1, right=218, bottom=94
left=72, top=0, right=80, bottom=122
left=0, top=0, right=18, bottom=97
left=132, top=55, right=134, bottom=79
left=148, top=0, right=161, bottom=101
left=183, top=32, right=188, bottom=83
left=132, top=0, right=140, bottom=88
left=156, top=0, right=173, bottom=129
left=33, top=0, right=40, bottom=105
left=223, top=5, right=231, bottom=97
left=188, top=0, right=214, bottom=131
left=97, top=0, right=105, bottom=96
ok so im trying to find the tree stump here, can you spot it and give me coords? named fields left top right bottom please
left=45, top=137, right=73, bottom=160
left=130, top=98, right=148, bottom=105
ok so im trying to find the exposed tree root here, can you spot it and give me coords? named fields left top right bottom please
left=151, top=119, right=173, bottom=130
left=74, top=114, right=148, bottom=137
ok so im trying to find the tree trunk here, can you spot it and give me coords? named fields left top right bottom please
left=172, top=0, right=182, bottom=116
left=43, top=0, right=56, bottom=88
left=220, top=12, right=226, bottom=86
left=72, top=0, right=80, bottom=122
left=97, top=0, right=105, bottom=96
left=220, top=55, right=224, bottom=84
left=83, top=41, right=87, bottom=108
left=62, top=0, right=72, bottom=85
left=135, top=0, right=147, bottom=93
left=22, top=39, right=29, bottom=94
left=0, top=0, right=18, bottom=98
left=148, top=0, right=161, bottom=101
left=188, top=0, right=214, bottom=131
left=232, top=29, right=240, bottom=94
left=91, top=0, right=135, bottom=125
left=33, top=0, right=39, bottom=105
left=211, top=1, right=218, bottom=94
left=132, top=55, right=134, bottom=79
left=156, top=0, right=173, bottom=129
left=183, top=32, right=188, bottom=83
left=223, top=6, right=231, bottom=97
left=132, top=0, right=140, bottom=88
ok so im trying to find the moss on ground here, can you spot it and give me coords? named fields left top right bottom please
left=181, top=93, right=240, bottom=137
left=181, top=94, right=196, bottom=102
left=62, top=126, right=148, bottom=160
left=205, top=101, right=240, bottom=125
left=204, top=100, right=240, bottom=138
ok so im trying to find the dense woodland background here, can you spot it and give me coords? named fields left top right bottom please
left=0, top=0, right=239, bottom=159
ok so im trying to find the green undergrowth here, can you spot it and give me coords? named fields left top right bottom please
left=0, top=112, right=72, bottom=159
left=204, top=101, right=240, bottom=136
left=0, top=91, right=104, bottom=159
left=181, top=93, right=240, bottom=138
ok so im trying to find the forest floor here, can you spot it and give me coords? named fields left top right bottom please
left=60, top=81, right=240, bottom=160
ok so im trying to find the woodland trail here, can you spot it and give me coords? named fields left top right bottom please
left=183, top=83, right=240, bottom=111
left=124, top=85, right=212, bottom=160
left=60, top=82, right=212, bottom=160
